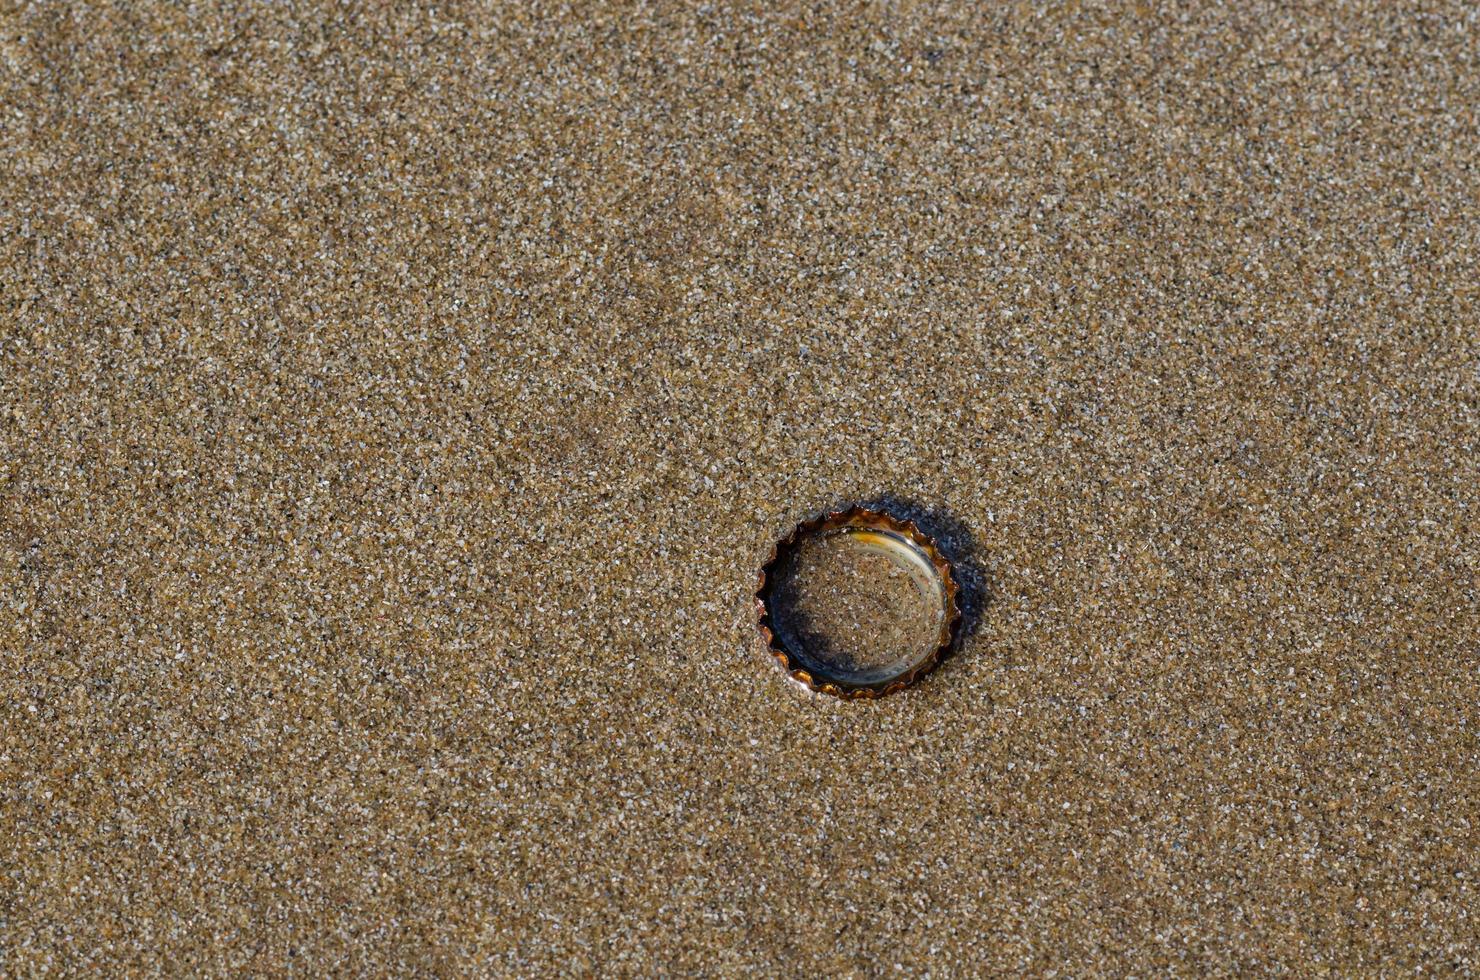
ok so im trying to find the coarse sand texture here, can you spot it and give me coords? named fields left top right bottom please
left=3, top=1, right=1478, bottom=974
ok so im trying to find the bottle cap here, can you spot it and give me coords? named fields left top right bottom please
left=756, top=506, right=960, bottom=699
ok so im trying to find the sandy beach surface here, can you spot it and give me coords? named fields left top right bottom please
left=3, top=1, right=1478, bottom=973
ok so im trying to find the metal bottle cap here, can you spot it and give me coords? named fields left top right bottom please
left=756, top=506, right=960, bottom=699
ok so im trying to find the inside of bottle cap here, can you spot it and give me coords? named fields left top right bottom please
left=767, top=526, right=948, bottom=688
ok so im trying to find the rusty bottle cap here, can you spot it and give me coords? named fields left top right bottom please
left=756, top=506, right=960, bottom=699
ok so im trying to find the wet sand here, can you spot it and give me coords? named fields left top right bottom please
left=3, top=1, right=1478, bottom=973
